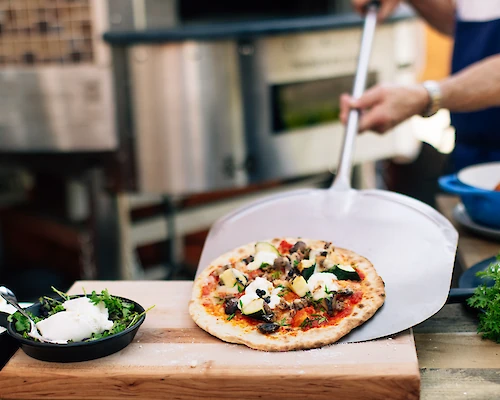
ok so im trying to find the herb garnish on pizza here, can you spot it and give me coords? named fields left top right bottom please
left=189, top=238, right=385, bottom=351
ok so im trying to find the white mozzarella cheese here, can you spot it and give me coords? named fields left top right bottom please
left=307, top=273, right=339, bottom=301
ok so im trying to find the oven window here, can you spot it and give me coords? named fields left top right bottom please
left=271, top=73, right=377, bottom=134
left=179, top=0, right=334, bottom=23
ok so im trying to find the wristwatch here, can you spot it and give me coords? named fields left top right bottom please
left=421, top=80, right=442, bottom=118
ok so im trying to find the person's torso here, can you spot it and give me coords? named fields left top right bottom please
left=451, top=0, right=500, bottom=150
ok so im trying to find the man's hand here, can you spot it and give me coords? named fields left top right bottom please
left=352, top=0, right=401, bottom=21
left=339, top=84, right=430, bottom=133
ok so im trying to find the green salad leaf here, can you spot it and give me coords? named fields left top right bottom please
left=467, top=254, right=500, bottom=343
left=8, top=287, right=153, bottom=343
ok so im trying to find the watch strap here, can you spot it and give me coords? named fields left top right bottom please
left=421, top=80, right=442, bottom=118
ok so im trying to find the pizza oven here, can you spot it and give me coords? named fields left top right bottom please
left=0, top=0, right=421, bottom=196
left=106, top=1, right=422, bottom=195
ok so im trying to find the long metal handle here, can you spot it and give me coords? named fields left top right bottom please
left=331, top=3, right=379, bottom=190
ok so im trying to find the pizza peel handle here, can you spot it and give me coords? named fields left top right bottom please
left=332, top=1, right=379, bottom=191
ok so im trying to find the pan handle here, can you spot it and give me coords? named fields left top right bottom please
left=446, top=287, right=476, bottom=304
left=0, top=311, right=10, bottom=329
left=331, top=2, right=379, bottom=191
left=439, top=174, right=490, bottom=195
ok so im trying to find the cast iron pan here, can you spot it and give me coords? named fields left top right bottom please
left=446, top=256, right=496, bottom=304
left=0, top=295, right=146, bottom=363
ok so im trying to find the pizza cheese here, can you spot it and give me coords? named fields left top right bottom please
left=189, top=238, right=385, bottom=351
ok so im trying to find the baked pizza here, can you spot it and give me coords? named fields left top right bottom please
left=189, top=238, right=385, bottom=351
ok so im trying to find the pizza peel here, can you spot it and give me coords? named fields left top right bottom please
left=196, top=2, right=458, bottom=343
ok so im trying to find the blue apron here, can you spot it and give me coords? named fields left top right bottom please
left=450, top=17, right=500, bottom=170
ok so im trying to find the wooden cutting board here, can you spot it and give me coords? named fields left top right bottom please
left=0, top=281, right=420, bottom=400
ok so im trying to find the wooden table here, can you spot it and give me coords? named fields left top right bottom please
left=413, top=195, right=500, bottom=399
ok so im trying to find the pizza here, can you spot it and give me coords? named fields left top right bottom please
left=189, top=238, right=385, bottom=351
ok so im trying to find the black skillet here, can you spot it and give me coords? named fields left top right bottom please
left=446, top=256, right=496, bottom=304
left=0, top=295, right=146, bottom=363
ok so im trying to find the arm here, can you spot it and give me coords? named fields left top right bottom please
left=440, top=54, right=500, bottom=111
left=352, top=0, right=456, bottom=36
left=408, top=0, right=456, bottom=37
left=340, top=54, right=500, bottom=133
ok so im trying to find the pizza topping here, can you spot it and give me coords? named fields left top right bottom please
left=240, top=298, right=267, bottom=319
left=307, top=273, right=339, bottom=301
left=278, top=240, right=293, bottom=254
left=257, top=322, right=280, bottom=334
left=213, top=265, right=230, bottom=277
left=325, top=297, right=335, bottom=316
left=291, top=298, right=310, bottom=311
left=242, top=255, right=254, bottom=265
left=290, top=276, right=309, bottom=297
left=273, top=256, right=291, bottom=271
left=291, top=306, right=315, bottom=328
left=256, top=242, right=281, bottom=255
left=287, top=265, right=300, bottom=279
left=200, top=241, right=371, bottom=335
left=219, top=268, right=248, bottom=292
left=246, top=243, right=280, bottom=271
left=238, top=277, right=282, bottom=313
left=328, top=265, right=361, bottom=281
left=224, top=298, right=239, bottom=315
left=298, top=259, right=316, bottom=281
left=338, top=288, right=354, bottom=296
left=290, top=240, right=307, bottom=254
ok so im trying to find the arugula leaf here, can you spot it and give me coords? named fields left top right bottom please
left=51, top=286, right=70, bottom=301
left=10, top=313, right=30, bottom=332
left=467, top=255, right=500, bottom=343
left=299, top=317, right=311, bottom=328
left=270, top=271, right=281, bottom=280
left=324, top=286, right=336, bottom=295
left=299, top=313, right=329, bottom=329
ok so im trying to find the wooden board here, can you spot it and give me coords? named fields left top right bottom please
left=0, top=281, right=420, bottom=400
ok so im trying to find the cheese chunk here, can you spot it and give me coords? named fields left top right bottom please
left=238, top=277, right=282, bottom=310
left=246, top=251, right=279, bottom=271
left=307, top=273, right=339, bottom=301
left=34, top=297, right=113, bottom=343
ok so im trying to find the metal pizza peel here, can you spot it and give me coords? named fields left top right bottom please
left=196, top=2, right=458, bottom=343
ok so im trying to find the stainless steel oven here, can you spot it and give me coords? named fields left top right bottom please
left=0, top=0, right=420, bottom=194
left=107, top=3, right=421, bottom=194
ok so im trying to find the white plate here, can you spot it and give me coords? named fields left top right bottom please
left=453, top=202, right=500, bottom=241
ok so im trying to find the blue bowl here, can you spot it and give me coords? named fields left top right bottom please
left=439, top=162, right=500, bottom=229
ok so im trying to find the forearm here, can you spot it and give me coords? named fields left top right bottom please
left=407, top=0, right=456, bottom=36
left=440, top=55, right=500, bottom=112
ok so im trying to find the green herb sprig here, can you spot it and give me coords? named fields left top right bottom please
left=467, top=254, right=500, bottom=343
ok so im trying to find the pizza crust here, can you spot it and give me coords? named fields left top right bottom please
left=189, top=238, right=385, bottom=351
